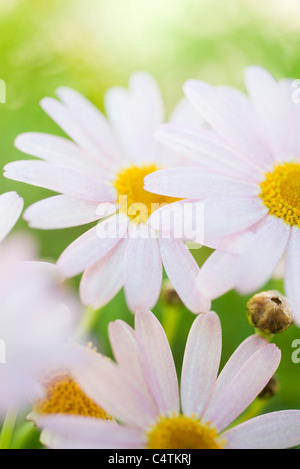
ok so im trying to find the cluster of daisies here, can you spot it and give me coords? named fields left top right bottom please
left=1, top=67, right=300, bottom=449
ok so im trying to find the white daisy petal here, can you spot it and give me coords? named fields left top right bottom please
left=203, top=343, right=281, bottom=432
left=285, top=227, right=300, bottom=326
left=74, top=351, right=157, bottom=429
left=184, top=79, right=273, bottom=167
left=0, top=192, right=23, bottom=242
left=156, top=124, right=262, bottom=180
left=224, top=410, right=300, bottom=449
left=109, top=320, right=157, bottom=406
left=236, top=217, right=291, bottom=294
left=40, top=97, right=112, bottom=170
left=80, top=238, right=127, bottom=309
left=4, top=160, right=115, bottom=202
left=105, top=72, right=164, bottom=164
left=203, top=197, right=268, bottom=238
left=197, top=250, right=240, bottom=300
left=39, top=416, right=145, bottom=449
left=14, top=132, right=105, bottom=178
left=58, top=214, right=129, bottom=277
left=135, top=310, right=180, bottom=416
left=24, top=195, right=111, bottom=229
left=159, top=238, right=211, bottom=313
left=56, top=86, right=122, bottom=165
left=203, top=335, right=268, bottom=419
left=245, top=66, right=298, bottom=161
left=181, top=312, right=222, bottom=418
left=144, top=167, right=258, bottom=200
left=124, top=223, right=162, bottom=312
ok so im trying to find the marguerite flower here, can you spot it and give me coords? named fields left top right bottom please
left=33, top=310, right=300, bottom=449
left=145, top=66, right=300, bottom=324
left=0, top=192, right=23, bottom=243
left=5, top=72, right=208, bottom=313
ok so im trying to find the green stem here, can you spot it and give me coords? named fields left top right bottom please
left=0, top=405, right=19, bottom=449
left=10, top=421, right=37, bottom=449
left=74, top=306, right=101, bottom=341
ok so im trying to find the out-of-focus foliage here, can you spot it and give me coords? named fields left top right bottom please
left=1, top=0, right=300, bottom=448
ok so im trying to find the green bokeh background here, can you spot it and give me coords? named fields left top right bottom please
left=1, top=0, right=300, bottom=448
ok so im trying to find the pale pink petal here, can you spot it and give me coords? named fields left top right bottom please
left=4, top=160, right=115, bottom=202
left=135, top=310, right=180, bottom=415
left=203, top=197, right=268, bottom=238
left=204, top=335, right=268, bottom=418
left=14, top=132, right=105, bottom=179
left=37, top=415, right=145, bottom=449
left=56, top=87, right=122, bottom=165
left=285, top=227, right=300, bottom=326
left=245, top=66, right=298, bottom=161
left=197, top=250, right=240, bottom=301
left=181, top=312, right=222, bottom=417
left=40, top=97, right=113, bottom=172
left=149, top=203, right=252, bottom=253
left=148, top=200, right=205, bottom=245
left=169, top=97, right=206, bottom=129
left=74, top=350, right=157, bottom=429
left=109, top=320, right=156, bottom=407
left=58, top=214, right=129, bottom=277
left=80, top=239, right=127, bottom=309
left=224, top=410, right=300, bottom=449
left=183, top=80, right=273, bottom=167
left=280, top=79, right=300, bottom=155
left=236, top=217, right=291, bottom=294
left=0, top=192, right=23, bottom=242
left=105, top=72, right=163, bottom=163
left=0, top=232, right=37, bottom=263
left=159, top=238, right=211, bottom=313
left=156, top=124, right=262, bottom=180
left=24, top=195, right=113, bottom=229
left=124, top=223, right=162, bottom=312
left=144, top=167, right=258, bottom=200
left=203, top=343, right=281, bottom=432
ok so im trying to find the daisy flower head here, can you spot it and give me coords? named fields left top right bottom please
left=0, top=261, right=79, bottom=413
left=145, top=66, right=300, bottom=325
left=33, top=309, right=300, bottom=449
left=6, top=72, right=209, bottom=314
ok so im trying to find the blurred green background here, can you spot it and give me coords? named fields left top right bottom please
left=1, top=0, right=300, bottom=448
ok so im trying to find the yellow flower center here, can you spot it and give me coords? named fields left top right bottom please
left=146, top=414, right=225, bottom=449
left=34, top=369, right=112, bottom=420
left=259, top=161, right=300, bottom=227
left=113, top=164, right=180, bottom=224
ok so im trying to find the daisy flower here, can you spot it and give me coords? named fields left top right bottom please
left=145, top=66, right=300, bottom=324
left=0, top=192, right=23, bottom=243
left=5, top=72, right=208, bottom=313
left=33, top=310, right=300, bottom=450
left=0, top=261, right=79, bottom=413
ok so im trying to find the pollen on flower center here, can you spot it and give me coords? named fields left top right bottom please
left=113, top=164, right=180, bottom=224
left=146, top=414, right=226, bottom=449
left=33, top=368, right=112, bottom=420
left=259, top=161, right=300, bottom=227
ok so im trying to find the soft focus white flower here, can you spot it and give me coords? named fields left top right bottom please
left=33, top=310, right=300, bottom=449
left=6, top=72, right=209, bottom=313
left=145, top=66, right=300, bottom=324
left=0, top=192, right=23, bottom=243
left=0, top=231, right=38, bottom=263
left=0, top=262, right=79, bottom=414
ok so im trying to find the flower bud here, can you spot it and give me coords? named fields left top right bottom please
left=258, top=376, right=279, bottom=400
left=246, top=290, right=293, bottom=335
left=161, top=280, right=183, bottom=307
